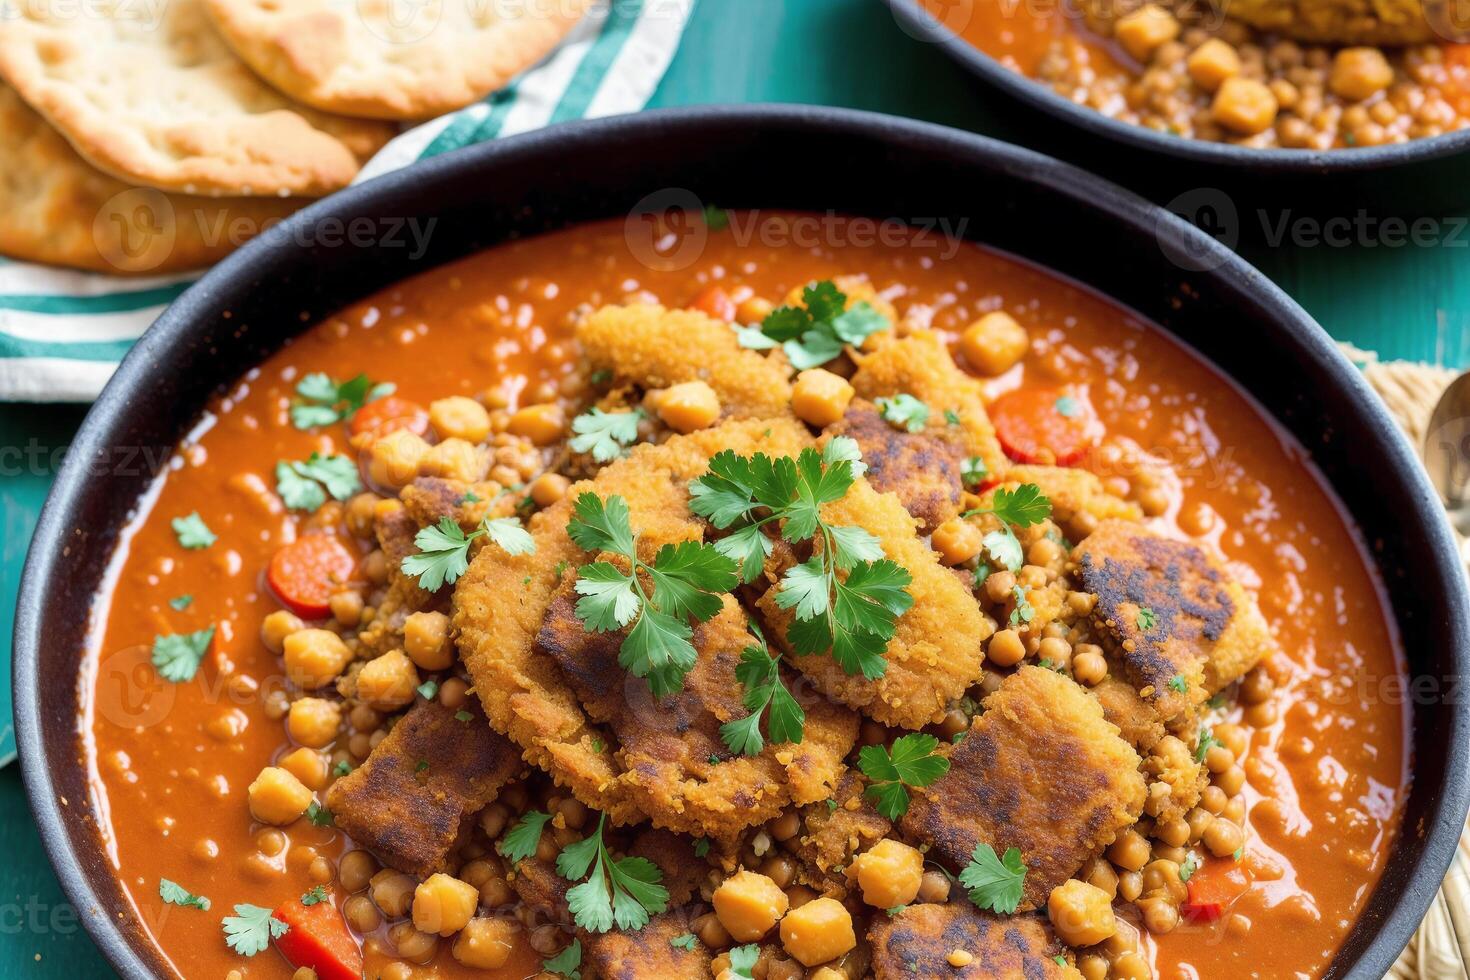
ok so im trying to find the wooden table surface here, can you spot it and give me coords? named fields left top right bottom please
left=2, top=0, right=1466, bottom=974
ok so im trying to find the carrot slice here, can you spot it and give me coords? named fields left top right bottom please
left=272, top=897, right=361, bottom=980
left=1182, top=860, right=1253, bottom=922
left=268, top=535, right=357, bottom=619
left=349, top=395, right=428, bottom=440
left=988, top=385, right=1103, bottom=466
left=689, top=284, right=737, bottom=322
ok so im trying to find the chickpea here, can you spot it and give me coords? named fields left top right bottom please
left=279, top=747, right=329, bottom=791
left=1037, top=636, right=1071, bottom=667
left=388, top=922, right=438, bottom=962
left=530, top=472, right=571, bottom=507
left=247, top=767, right=313, bottom=825
left=367, top=430, right=431, bottom=489
left=779, top=897, right=856, bottom=968
left=356, top=650, right=419, bottom=710
left=371, top=869, right=417, bottom=918
left=959, top=311, right=1029, bottom=376
left=288, top=698, right=342, bottom=749
left=917, top=870, right=951, bottom=904
left=1081, top=856, right=1119, bottom=899
left=1072, top=650, right=1108, bottom=686
left=1186, top=807, right=1215, bottom=843
left=328, top=590, right=364, bottom=628
left=430, top=396, right=492, bottom=444
left=1204, top=744, right=1235, bottom=774
left=1215, top=765, right=1246, bottom=796
left=283, top=629, right=354, bottom=690
left=1118, top=870, right=1143, bottom=903
left=1203, top=817, right=1245, bottom=858
left=932, top=518, right=983, bottom=566
left=784, top=885, right=818, bottom=910
left=1213, top=77, right=1279, bottom=136
left=418, top=439, right=488, bottom=483
left=340, top=850, right=379, bottom=892
left=1115, top=4, right=1180, bottom=62
left=1330, top=48, right=1394, bottom=102
left=403, top=611, right=453, bottom=671
left=1113, top=952, right=1152, bottom=979
left=412, top=873, right=480, bottom=936
left=1213, top=722, right=1248, bottom=758
left=1027, top=535, right=1061, bottom=567
left=987, top=628, right=1026, bottom=667
left=713, top=871, right=789, bottom=942
left=452, top=917, right=517, bottom=969
left=1240, top=666, right=1275, bottom=704
left=507, top=404, right=564, bottom=446
left=983, top=569, right=1015, bottom=604
left=1048, top=879, right=1117, bottom=946
left=1107, top=829, right=1151, bottom=872
left=1200, top=785, right=1228, bottom=814
left=791, top=369, right=856, bottom=427
left=938, top=708, right=970, bottom=741
left=1155, top=817, right=1190, bottom=849
left=261, top=610, right=305, bottom=653
left=439, top=677, right=469, bottom=710
left=853, top=839, right=924, bottom=910
left=344, top=894, right=382, bottom=932
left=1139, top=895, right=1180, bottom=935
left=694, top=911, right=732, bottom=949
left=1187, top=39, right=1241, bottom=92
left=345, top=492, right=378, bottom=538
left=769, top=811, right=802, bottom=842
left=657, top=380, right=722, bottom=433
left=760, top=854, right=797, bottom=890
left=1079, top=954, right=1109, bottom=980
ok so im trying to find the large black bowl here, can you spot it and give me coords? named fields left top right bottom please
left=882, top=0, right=1470, bottom=217
left=15, top=104, right=1469, bottom=978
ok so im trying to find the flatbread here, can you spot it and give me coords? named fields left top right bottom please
left=0, top=83, right=305, bottom=274
left=204, top=0, right=592, bottom=120
left=0, top=0, right=395, bottom=197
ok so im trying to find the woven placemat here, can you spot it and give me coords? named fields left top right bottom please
left=1341, top=345, right=1469, bottom=980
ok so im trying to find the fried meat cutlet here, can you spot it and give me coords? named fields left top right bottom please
left=869, top=903, right=1080, bottom=980
left=901, top=667, right=1145, bottom=911
left=790, top=771, right=892, bottom=898
left=325, top=699, right=522, bottom=878
left=824, top=401, right=967, bottom=533
left=576, top=304, right=793, bottom=420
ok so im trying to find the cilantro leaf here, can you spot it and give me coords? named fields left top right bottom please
left=574, top=563, right=643, bottom=631
left=728, top=943, right=760, bottom=979
left=746, top=281, right=892, bottom=368
left=876, top=393, right=931, bottom=433
left=306, top=802, right=333, bottom=827
left=823, top=434, right=868, bottom=477
left=961, top=456, right=989, bottom=488
left=719, top=628, right=806, bottom=756
left=221, top=903, right=288, bottom=956
left=959, top=844, right=1027, bottom=915
left=567, top=492, right=637, bottom=556
left=570, top=408, right=643, bottom=462
left=858, top=733, right=951, bottom=820
left=1008, top=584, right=1035, bottom=627
left=499, top=810, right=553, bottom=865
left=168, top=594, right=193, bottom=611
left=171, top=512, right=216, bottom=549
left=1137, top=607, right=1158, bottom=631
left=274, top=453, right=362, bottom=512
left=558, top=813, right=669, bottom=934
left=988, top=484, right=1052, bottom=528
left=159, top=878, right=209, bottom=910
left=300, top=885, right=328, bottom=906
left=1167, top=674, right=1188, bottom=693
left=483, top=517, right=535, bottom=556
left=544, top=939, right=582, bottom=979
left=289, top=372, right=393, bottom=430
left=1195, top=726, right=1221, bottom=763
left=151, top=626, right=215, bottom=682
left=670, top=932, right=698, bottom=951
left=402, top=514, right=534, bottom=592
left=417, top=679, right=439, bottom=700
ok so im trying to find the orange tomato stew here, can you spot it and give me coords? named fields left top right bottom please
left=83, top=213, right=1407, bottom=980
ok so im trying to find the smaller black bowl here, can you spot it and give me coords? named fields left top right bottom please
left=883, top=0, right=1470, bottom=217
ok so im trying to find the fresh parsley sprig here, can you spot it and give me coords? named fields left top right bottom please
left=689, top=442, right=913, bottom=680
left=221, top=903, right=288, bottom=956
left=498, top=810, right=552, bottom=865
left=152, top=626, right=215, bottom=682
left=960, top=843, right=1028, bottom=915
left=569, top=493, right=738, bottom=697
left=570, top=408, right=644, bottom=462
left=875, top=393, right=930, bottom=433
left=857, top=732, right=951, bottom=820
left=159, top=878, right=209, bottom=910
left=402, top=514, right=535, bottom=592
left=300, top=885, right=328, bottom=906
left=719, top=621, right=806, bottom=756
left=289, top=372, right=394, bottom=430
left=736, top=280, right=891, bottom=369
left=544, top=939, right=583, bottom=978
left=274, top=452, right=362, bottom=512
left=961, top=483, right=1052, bottom=573
left=172, top=512, right=216, bottom=549
left=558, top=812, right=669, bottom=933
left=727, top=945, right=760, bottom=979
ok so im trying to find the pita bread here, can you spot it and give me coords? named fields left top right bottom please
left=0, top=0, right=396, bottom=197
left=204, top=0, right=592, bottom=120
left=0, top=83, right=304, bottom=274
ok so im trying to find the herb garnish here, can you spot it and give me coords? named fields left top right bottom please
left=289, top=372, right=394, bottom=430
left=306, top=802, right=333, bottom=827
left=544, top=939, right=582, bottom=978
left=151, top=626, right=215, bottom=682
left=274, top=453, right=362, bottom=512
left=332, top=760, right=352, bottom=777
left=961, top=483, right=1052, bottom=572
left=1137, top=607, right=1158, bottom=631
left=222, top=903, right=288, bottom=956
left=159, top=878, right=209, bottom=910
left=1167, top=674, right=1188, bottom=694
left=858, top=733, right=951, bottom=820
left=960, top=843, right=1027, bottom=914
left=1179, top=853, right=1199, bottom=882
left=300, top=885, right=328, bottom=906
left=719, top=621, right=805, bottom=756
left=736, top=280, right=891, bottom=369
left=1008, top=585, right=1035, bottom=628
left=961, top=456, right=988, bottom=489
left=416, top=679, right=438, bottom=700
left=875, top=394, right=931, bottom=433
left=568, top=493, right=737, bottom=697
left=558, top=813, right=669, bottom=933
left=1195, top=726, right=1221, bottom=763
left=499, top=810, right=553, bottom=865
left=728, top=944, right=760, bottom=979
left=171, top=513, right=216, bottom=549
left=570, top=408, right=644, bottom=462
left=402, top=514, right=535, bottom=592
left=168, top=594, right=193, bottom=611
left=670, top=932, right=698, bottom=951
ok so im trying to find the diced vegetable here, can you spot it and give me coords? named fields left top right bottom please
left=988, top=386, right=1102, bottom=466
left=690, top=284, right=738, bottom=322
left=348, top=395, right=428, bottom=440
left=267, top=535, right=358, bottom=619
left=272, top=896, right=361, bottom=980
left=1181, top=860, right=1252, bottom=922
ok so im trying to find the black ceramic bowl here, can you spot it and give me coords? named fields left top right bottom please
left=14, top=104, right=1469, bottom=978
left=881, top=0, right=1470, bottom=218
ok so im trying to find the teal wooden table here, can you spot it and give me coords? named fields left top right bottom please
left=3, top=0, right=1467, bottom=974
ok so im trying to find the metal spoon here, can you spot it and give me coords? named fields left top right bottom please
left=1422, top=370, right=1470, bottom=539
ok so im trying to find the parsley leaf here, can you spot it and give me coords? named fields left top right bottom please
left=558, top=813, right=669, bottom=933
left=962, top=483, right=1052, bottom=573
left=719, top=623, right=806, bottom=756
left=274, top=453, right=362, bottom=512
left=858, top=733, right=951, bottom=820
left=221, top=903, right=288, bottom=956
left=159, top=878, right=209, bottom=910
left=306, top=802, right=333, bottom=827
left=168, top=594, right=193, bottom=611
left=961, top=455, right=989, bottom=489
left=739, top=281, right=892, bottom=369
left=1055, top=395, right=1081, bottom=418
left=1008, top=585, right=1035, bottom=627
left=1167, top=674, right=1188, bottom=693
left=300, top=885, right=328, bottom=906
left=1179, top=853, right=1199, bottom=882
left=875, top=393, right=931, bottom=433
left=417, top=679, right=439, bottom=700
left=693, top=838, right=710, bottom=858
left=454, top=709, right=473, bottom=722
left=570, top=408, right=643, bottom=462
left=171, top=513, right=216, bottom=549
left=670, top=932, right=698, bottom=951
left=1195, top=726, right=1221, bottom=763
left=728, top=944, right=760, bottom=979
left=332, top=760, right=352, bottom=777
left=289, top=372, right=393, bottom=430
left=402, top=514, right=535, bottom=591
left=959, top=843, right=1027, bottom=914
left=569, top=493, right=737, bottom=697
left=543, top=938, right=582, bottom=978
left=151, top=627, right=215, bottom=682
left=1137, top=607, right=1158, bottom=631
left=499, top=810, right=553, bottom=865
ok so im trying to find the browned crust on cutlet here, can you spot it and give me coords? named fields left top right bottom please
left=791, top=771, right=891, bottom=898
left=824, top=402, right=966, bottom=533
left=869, top=903, right=1078, bottom=979
left=326, top=699, right=522, bottom=877
left=850, top=331, right=1007, bottom=481
left=900, top=667, right=1145, bottom=911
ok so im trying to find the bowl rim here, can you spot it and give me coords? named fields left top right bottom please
left=13, top=102, right=1469, bottom=979
left=880, top=0, right=1470, bottom=173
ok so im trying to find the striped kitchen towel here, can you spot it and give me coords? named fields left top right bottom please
left=0, top=0, right=695, bottom=402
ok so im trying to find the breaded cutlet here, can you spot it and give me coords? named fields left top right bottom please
left=869, top=902, right=1081, bottom=979
left=823, top=401, right=967, bottom=533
